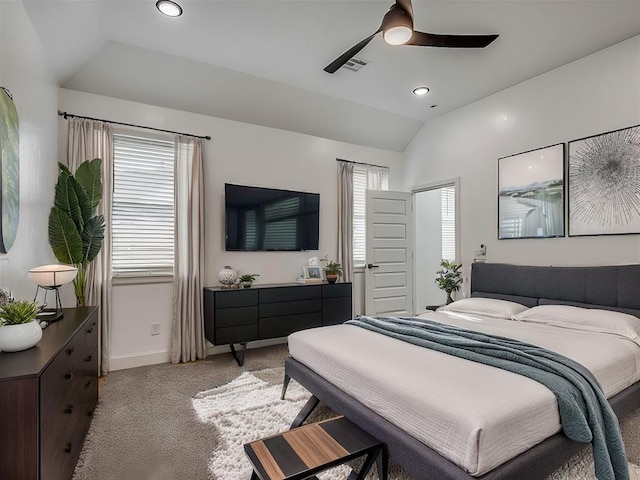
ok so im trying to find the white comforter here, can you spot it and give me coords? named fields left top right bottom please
left=287, top=311, right=640, bottom=476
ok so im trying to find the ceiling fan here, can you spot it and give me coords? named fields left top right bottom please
left=324, top=0, right=499, bottom=74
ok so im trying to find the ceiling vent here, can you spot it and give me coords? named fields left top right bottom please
left=342, top=57, right=369, bottom=72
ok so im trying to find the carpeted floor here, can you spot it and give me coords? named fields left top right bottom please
left=73, top=344, right=640, bottom=480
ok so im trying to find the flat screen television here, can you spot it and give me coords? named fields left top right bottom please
left=225, top=183, right=320, bottom=251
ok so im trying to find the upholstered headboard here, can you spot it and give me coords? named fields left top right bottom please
left=470, top=262, right=640, bottom=317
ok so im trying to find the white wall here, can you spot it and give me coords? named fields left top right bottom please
left=0, top=3, right=63, bottom=304
left=58, top=89, right=403, bottom=369
left=403, top=35, right=640, bottom=288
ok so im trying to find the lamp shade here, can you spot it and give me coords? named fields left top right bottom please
left=28, top=264, right=78, bottom=287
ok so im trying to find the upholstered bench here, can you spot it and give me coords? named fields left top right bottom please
left=244, top=416, right=387, bottom=480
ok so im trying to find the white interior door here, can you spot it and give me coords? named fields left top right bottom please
left=364, top=190, right=413, bottom=316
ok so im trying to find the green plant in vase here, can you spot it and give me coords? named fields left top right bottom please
left=0, top=300, right=44, bottom=352
left=324, top=261, right=343, bottom=284
left=0, top=300, right=42, bottom=325
left=48, top=159, right=105, bottom=307
left=435, top=259, right=462, bottom=304
left=239, top=273, right=259, bottom=288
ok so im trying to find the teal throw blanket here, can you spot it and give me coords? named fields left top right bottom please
left=345, top=316, right=629, bottom=480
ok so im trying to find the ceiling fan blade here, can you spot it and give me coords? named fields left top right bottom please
left=407, top=31, right=499, bottom=48
left=324, top=31, right=380, bottom=74
left=395, top=0, right=414, bottom=21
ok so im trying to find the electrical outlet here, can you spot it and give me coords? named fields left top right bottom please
left=150, top=323, right=160, bottom=336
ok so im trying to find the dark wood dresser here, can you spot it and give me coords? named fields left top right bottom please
left=0, top=307, right=98, bottom=480
left=204, top=282, right=352, bottom=365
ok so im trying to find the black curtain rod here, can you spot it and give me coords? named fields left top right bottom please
left=58, top=110, right=211, bottom=141
left=336, top=158, right=387, bottom=169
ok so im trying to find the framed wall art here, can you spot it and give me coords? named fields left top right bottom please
left=568, top=125, right=640, bottom=236
left=0, top=87, right=20, bottom=253
left=498, top=143, right=565, bottom=239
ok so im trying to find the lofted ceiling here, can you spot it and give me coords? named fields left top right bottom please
left=23, top=0, right=640, bottom=152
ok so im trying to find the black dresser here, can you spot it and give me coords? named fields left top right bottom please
left=0, top=307, right=98, bottom=480
left=204, top=282, right=352, bottom=365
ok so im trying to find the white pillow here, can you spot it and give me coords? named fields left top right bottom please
left=513, top=305, right=640, bottom=342
left=438, top=297, right=529, bottom=319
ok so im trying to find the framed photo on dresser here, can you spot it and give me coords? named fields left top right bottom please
left=303, top=265, right=323, bottom=281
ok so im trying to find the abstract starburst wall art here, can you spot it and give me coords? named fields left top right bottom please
left=568, top=125, right=640, bottom=236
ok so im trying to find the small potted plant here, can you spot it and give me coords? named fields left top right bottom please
left=324, top=261, right=343, bottom=284
left=239, top=273, right=259, bottom=288
left=0, top=300, right=43, bottom=352
left=435, top=260, right=463, bottom=305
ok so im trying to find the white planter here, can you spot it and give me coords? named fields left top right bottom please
left=0, top=320, right=43, bottom=352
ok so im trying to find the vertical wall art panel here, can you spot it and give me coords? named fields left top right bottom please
left=568, top=125, right=640, bottom=236
left=0, top=87, right=20, bottom=253
left=498, top=143, right=565, bottom=239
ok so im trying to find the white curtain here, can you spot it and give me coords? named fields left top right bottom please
left=337, top=161, right=354, bottom=282
left=67, top=118, right=113, bottom=376
left=366, top=165, right=386, bottom=190
left=171, top=136, right=206, bottom=363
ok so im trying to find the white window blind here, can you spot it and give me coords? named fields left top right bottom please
left=352, top=164, right=389, bottom=266
left=441, top=186, right=456, bottom=261
left=112, top=134, right=175, bottom=277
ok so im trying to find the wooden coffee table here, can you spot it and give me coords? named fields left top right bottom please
left=244, top=416, right=387, bottom=480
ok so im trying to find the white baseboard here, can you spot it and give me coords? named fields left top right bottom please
left=109, top=349, right=172, bottom=371
left=109, top=338, right=288, bottom=371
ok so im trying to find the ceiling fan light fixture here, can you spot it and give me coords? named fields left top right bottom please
left=323, top=0, right=499, bottom=74
left=413, top=86, right=430, bottom=96
left=384, top=26, right=413, bottom=45
left=156, top=0, right=182, bottom=17
left=381, top=4, right=413, bottom=45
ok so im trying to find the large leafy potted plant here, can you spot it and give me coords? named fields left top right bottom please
left=435, top=259, right=462, bottom=304
left=48, top=159, right=105, bottom=307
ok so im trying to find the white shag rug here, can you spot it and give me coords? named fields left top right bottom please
left=192, top=367, right=352, bottom=480
left=193, top=368, right=640, bottom=480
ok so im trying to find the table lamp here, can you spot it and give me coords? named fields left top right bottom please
left=28, top=264, right=78, bottom=322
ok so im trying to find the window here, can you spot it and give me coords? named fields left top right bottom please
left=112, top=133, right=175, bottom=277
left=441, top=186, right=456, bottom=261
left=352, top=164, right=389, bottom=266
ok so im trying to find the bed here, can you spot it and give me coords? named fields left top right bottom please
left=283, top=263, right=640, bottom=480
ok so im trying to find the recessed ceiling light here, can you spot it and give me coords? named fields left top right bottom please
left=413, top=86, right=430, bottom=96
left=156, top=0, right=182, bottom=17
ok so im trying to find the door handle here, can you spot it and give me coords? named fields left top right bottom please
left=366, top=264, right=379, bottom=269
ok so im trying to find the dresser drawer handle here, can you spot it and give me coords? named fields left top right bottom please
left=66, top=347, right=75, bottom=355
left=86, top=328, right=94, bottom=334
left=65, top=373, right=74, bottom=380
left=64, top=405, right=74, bottom=414
left=64, top=442, right=72, bottom=453
left=85, top=354, right=93, bottom=362
left=85, top=380, right=92, bottom=388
